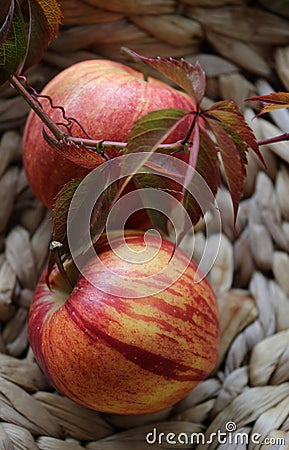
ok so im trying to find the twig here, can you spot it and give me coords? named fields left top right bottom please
left=10, top=75, right=67, bottom=141
left=257, top=133, right=289, bottom=146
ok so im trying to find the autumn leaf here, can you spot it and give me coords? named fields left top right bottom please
left=126, top=108, right=191, bottom=154
left=177, top=126, right=221, bottom=245
left=52, top=178, right=83, bottom=247
left=22, top=0, right=61, bottom=72
left=43, top=129, right=106, bottom=169
left=122, top=48, right=206, bottom=106
left=114, top=108, right=191, bottom=205
left=0, top=0, right=14, bottom=42
left=51, top=172, right=119, bottom=263
left=248, top=92, right=289, bottom=115
left=0, top=1, right=26, bottom=86
left=46, top=178, right=116, bottom=285
left=0, top=0, right=61, bottom=84
left=133, top=172, right=175, bottom=234
left=36, top=0, right=62, bottom=42
left=20, top=0, right=61, bottom=72
left=46, top=177, right=82, bottom=286
left=203, top=100, right=263, bottom=221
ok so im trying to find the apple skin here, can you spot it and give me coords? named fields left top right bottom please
left=23, top=59, right=196, bottom=211
left=28, top=231, right=219, bottom=415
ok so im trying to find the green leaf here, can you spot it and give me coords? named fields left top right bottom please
left=52, top=178, right=83, bottom=246
left=43, top=130, right=106, bottom=169
left=0, top=1, right=26, bottom=86
left=52, top=174, right=119, bottom=262
left=133, top=173, right=172, bottom=234
left=48, top=177, right=83, bottom=286
left=126, top=108, right=191, bottom=154
left=20, top=0, right=50, bottom=72
left=247, top=92, right=289, bottom=115
left=113, top=108, right=191, bottom=208
left=90, top=181, right=118, bottom=245
left=0, top=0, right=14, bottom=43
left=20, top=0, right=61, bottom=72
left=122, top=48, right=206, bottom=106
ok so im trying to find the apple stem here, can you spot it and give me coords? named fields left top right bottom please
left=10, top=75, right=68, bottom=141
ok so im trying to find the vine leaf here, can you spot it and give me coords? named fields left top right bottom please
left=123, top=48, right=206, bottom=106
left=0, top=0, right=61, bottom=85
left=36, top=0, right=62, bottom=41
left=20, top=0, right=60, bottom=73
left=248, top=92, right=289, bottom=115
left=52, top=178, right=83, bottom=248
left=203, top=100, right=264, bottom=221
left=177, top=125, right=221, bottom=245
left=133, top=172, right=176, bottom=235
left=0, top=1, right=26, bottom=86
left=43, top=129, right=106, bottom=169
left=114, top=108, right=191, bottom=204
left=126, top=108, right=191, bottom=154
left=47, top=177, right=83, bottom=286
left=0, top=0, right=14, bottom=42
left=49, top=175, right=119, bottom=281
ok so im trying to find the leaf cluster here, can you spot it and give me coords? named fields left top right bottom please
left=51, top=50, right=264, bottom=263
left=1, top=6, right=281, bottom=274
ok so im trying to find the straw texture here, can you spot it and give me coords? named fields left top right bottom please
left=1, top=0, right=289, bottom=448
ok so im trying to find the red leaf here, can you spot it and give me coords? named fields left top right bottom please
left=43, top=129, right=105, bottom=169
left=183, top=125, right=199, bottom=190
left=206, top=100, right=262, bottom=160
left=0, top=0, right=14, bottom=43
left=183, top=126, right=221, bottom=226
left=123, top=48, right=206, bottom=106
left=52, top=177, right=83, bottom=246
left=52, top=176, right=118, bottom=263
left=114, top=108, right=191, bottom=205
left=206, top=118, right=245, bottom=221
left=21, top=0, right=51, bottom=72
left=0, top=1, right=26, bottom=85
left=35, top=0, right=61, bottom=43
left=20, top=0, right=61, bottom=72
left=202, top=99, right=264, bottom=221
left=247, top=92, right=289, bottom=115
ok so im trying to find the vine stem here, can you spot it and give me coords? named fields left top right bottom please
left=10, top=75, right=67, bottom=141
left=10, top=74, right=188, bottom=154
left=257, top=133, right=289, bottom=146
left=66, top=135, right=186, bottom=153
left=10, top=75, right=289, bottom=152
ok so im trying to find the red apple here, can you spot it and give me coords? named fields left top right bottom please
left=23, top=59, right=196, bottom=211
left=28, top=231, right=219, bottom=415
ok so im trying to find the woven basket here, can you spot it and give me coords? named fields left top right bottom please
left=1, top=1, right=289, bottom=448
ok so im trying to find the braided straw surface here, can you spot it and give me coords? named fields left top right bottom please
left=1, top=0, right=289, bottom=448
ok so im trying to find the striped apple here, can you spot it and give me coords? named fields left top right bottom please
left=28, top=231, right=219, bottom=415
